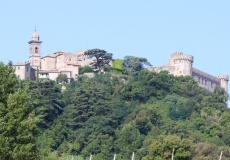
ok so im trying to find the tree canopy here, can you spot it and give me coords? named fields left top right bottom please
left=1, top=57, right=230, bottom=159
left=122, top=56, right=152, bottom=75
left=84, top=49, right=113, bottom=73
left=0, top=62, right=41, bottom=160
left=56, top=74, right=68, bottom=84
left=36, top=70, right=230, bottom=159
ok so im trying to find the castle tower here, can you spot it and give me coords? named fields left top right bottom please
left=28, top=30, right=42, bottom=68
left=170, top=52, right=194, bottom=76
left=218, top=74, right=229, bottom=93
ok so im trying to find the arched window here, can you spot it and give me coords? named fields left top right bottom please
left=35, top=47, right=38, bottom=53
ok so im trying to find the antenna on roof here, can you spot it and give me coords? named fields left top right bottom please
left=35, top=26, right=36, bottom=32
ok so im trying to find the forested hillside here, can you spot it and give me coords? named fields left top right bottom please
left=1, top=61, right=230, bottom=160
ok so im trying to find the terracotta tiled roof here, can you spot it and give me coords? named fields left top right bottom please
left=66, top=62, right=80, bottom=66
left=41, top=51, right=65, bottom=59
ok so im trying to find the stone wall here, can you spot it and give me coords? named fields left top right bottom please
left=151, top=52, right=228, bottom=93
left=41, top=56, right=56, bottom=70
left=192, top=68, right=220, bottom=92
left=77, top=50, right=94, bottom=67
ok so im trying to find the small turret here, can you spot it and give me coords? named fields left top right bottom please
left=218, top=74, right=229, bottom=92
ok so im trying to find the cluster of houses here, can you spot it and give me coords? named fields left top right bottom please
left=14, top=31, right=92, bottom=81
left=14, top=31, right=228, bottom=93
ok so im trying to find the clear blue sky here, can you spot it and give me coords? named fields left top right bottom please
left=1, top=1, right=230, bottom=78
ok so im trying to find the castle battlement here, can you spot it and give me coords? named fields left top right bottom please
left=152, top=52, right=228, bottom=93
left=218, top=74, right=229, bottom=81
left=171, top=52, right=194, bottom=62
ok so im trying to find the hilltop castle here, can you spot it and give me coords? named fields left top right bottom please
left=14, top=31, right=229, bottom=93
left=152, top=52, right=229, bottom=92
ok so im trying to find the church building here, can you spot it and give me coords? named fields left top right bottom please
left=14, top=31, right=83, bottom=81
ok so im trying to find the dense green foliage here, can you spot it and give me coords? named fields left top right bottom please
left=79, top=66, right=94, bottom=75
left=111, top=59, right=123, bottom=74
left=38, top=70, right=230, bottom=159
left=84, top=49, right=113, bottom=73
left=122, top=56, right=152, bottom=75
left=1, top=60, right=230, bottom=159
left=56, top=74, right=68, bottom=84
left=0, top=62, right=41, bottom=159
left=27, top=80, right=65, bottom=130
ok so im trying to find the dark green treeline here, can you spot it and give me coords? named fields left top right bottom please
left=1, top=61, right=230, bottom=160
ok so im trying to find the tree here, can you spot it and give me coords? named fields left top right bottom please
left=62, top=82, right=114, bottom=129
left=115, top=123, right=144, bottom=159
left=143, top=135, right=193, bottom=160
left=84, top=49, right=113, bottom=73
left=27, top=63, right=230, bottom=159
left=79, top=65, right=94, bottom=75
left=163, top=94, right=192, bottom=121
left=0, top=90, right=40, bottom=160
left=122, top=56, right=152, bottom=75
left=0, top=61, right=18, bottom=104
left=56, top=74, right=68, bottom=84
left=192, top=142, right=230, bottom=160
left=122, top=70, right=174, bottom=102
left=28, top=80, right=65, bottom=129
left=0, top=62, right=41, bottom=159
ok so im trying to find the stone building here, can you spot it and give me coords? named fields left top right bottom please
left=14, top=31, right=81, bottom=81
left=76, top=50, right=94, bottom=67
left=14, top=61, right=35, bottom=80
left=14, top=31, right=228, bottom=93
left=152, top=52, right=229, bottom=92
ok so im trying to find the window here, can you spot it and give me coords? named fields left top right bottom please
left=35, top=47, right=38, bottom=53
left=18, top=66, right=20, bottom=70
left=26, top=67, right=28, bottom=72
left=17, top=75, right=20, bottom=79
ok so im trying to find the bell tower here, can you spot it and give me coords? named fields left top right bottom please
left=28, top=30, right=42, bottom=68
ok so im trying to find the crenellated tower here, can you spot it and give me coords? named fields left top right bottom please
left=169, top=52, right=194, bottom=76
left=28, top=30, right=42, bottom=68
left=218, top=74, right=229, bottom=93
